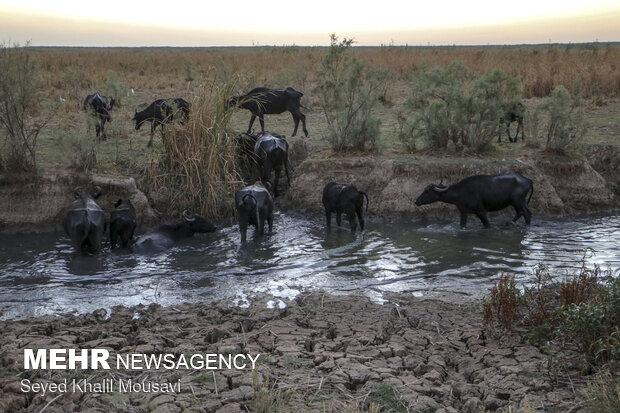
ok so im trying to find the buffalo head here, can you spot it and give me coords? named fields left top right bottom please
left=73, top=185, right=102, bottom=200
left=182, top=210, right=216, bottom=233
left=415, top=184, right=448, bottom=206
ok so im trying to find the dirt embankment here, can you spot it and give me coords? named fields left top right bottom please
left=0, top=293, right=587, bottom=412
left=289, top=147, right=619, bottom=220
left=0, top=173, right=156, bottom=233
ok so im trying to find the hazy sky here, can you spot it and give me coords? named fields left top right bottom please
left=0, top=0, right=619, bottom=46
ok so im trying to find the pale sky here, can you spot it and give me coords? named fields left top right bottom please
left=0, top=0, right=619, bottom=46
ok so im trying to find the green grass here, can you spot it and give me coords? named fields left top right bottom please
left=31, top=85, right=620, bottom=176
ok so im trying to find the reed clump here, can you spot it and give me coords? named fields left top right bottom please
left=144, top=79, right=244, bottom=219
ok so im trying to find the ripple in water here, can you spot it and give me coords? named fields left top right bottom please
left=0, top=214, right=618, bottom=318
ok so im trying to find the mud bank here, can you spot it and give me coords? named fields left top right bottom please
left=289, top=148, right=619, bottom=220
left=0, top=293, right=589, bottom=412
left=0, top=173, right=156, bottom=233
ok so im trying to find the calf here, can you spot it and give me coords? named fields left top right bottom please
left=498, top=102, right=525, bottom=143
left=234, top=182, right=274, bottom=243
left=322, top=182, right=369, bottom=232
left=83, top=92, right=115, bottom=140
left=415, top=172, right=534, bottom=228
left=133, top=98, right=191, bottom=147
left=110, top=199, right=137, bottom=249
left=228, top=87, right=308, bottom=137
left=254, top=132, right=290, bottom=197
left=132, top=210, right=216, bottom=253
left=63, top=186, right=106, bottom=254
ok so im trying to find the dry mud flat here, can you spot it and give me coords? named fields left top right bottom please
left=0, top=293, right=587, bottom=413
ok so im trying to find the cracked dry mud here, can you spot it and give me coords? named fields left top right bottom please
left=0, top=293, right=585, bottom=412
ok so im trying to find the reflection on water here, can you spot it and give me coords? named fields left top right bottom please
left=0, top=213, right=618, bottom=318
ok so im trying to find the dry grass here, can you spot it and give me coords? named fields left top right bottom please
left=483, top=273, right=520, bottom=330
left=142, top=78, right=244, bottom=219
left=32, top=44, right=620, bottom=101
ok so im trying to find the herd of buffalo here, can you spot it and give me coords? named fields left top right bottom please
left=66, top=87, right=534, bottom=254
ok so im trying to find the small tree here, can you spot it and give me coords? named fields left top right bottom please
left=317, top=35, right=385, bottom=152
left=0, top=43, right=48, bottom=172
left=544, top=86, right=587, bottom=156
left=397, top=62, right=522, bottom=153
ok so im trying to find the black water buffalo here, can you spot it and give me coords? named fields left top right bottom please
left=133, top=98, right=191, bottom=147
left=110, top=199, right=137, bottom=249
left=63, top=186, right=106, bottom=254
left=254, top=132, right=290, bottom=196
left=235, top=182, right=274, bottom=243
left=132, top=210, right=216, bottom=252
left=498, top=102, right=525, bottom=143
left=415, top=173, right=534, bottom=228
left=228, top=87, right=308, bottom=137
left=83, top=92, right=115, bottom=140
left=322, top=182, right=369, bottom=231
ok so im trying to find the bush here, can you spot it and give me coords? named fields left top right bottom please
left=483, top=274, right=521, bottom=330
left=0, top=43, right=48, bottom=172
left=543, top=86, right=587, bottom=155
left=144, top=78, right=243, bottom=219
left=397, top=62, right=521, bottom=153
left=317, top=35, right=385, bottom=153
left=583, top=370, right=620, bottom=413
left=103, top=71, right=129, bottom=107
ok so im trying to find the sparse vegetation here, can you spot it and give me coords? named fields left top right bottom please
left=317, top=35, right=386, bottom=153
left=143, top=79, right=243, bottom=219
left=397, top=62, right=521, bottom=153
left=543, top=86, right=588, bottom=155
left=0, top=43, right=50, bottom=172
left=483, top=255, right=619, bottom=367
left=583, top=370, right=620, bottom=413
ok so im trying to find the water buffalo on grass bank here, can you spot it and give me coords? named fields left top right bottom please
left=228, top=87, right=308, bottom=137
left=83, top=92, right=115, bottom=140
left=64, top=186, right=106, bottom=254
left=132, top=210, right=216, bottom=252
left=235, top=182, right=274, bottom=243
left=322, top=182, right=369, bottom=232
left=110, top=199, right=137, bottom=249
left=498, top=102, right=525, bottom=143
left=133, top=98, right=191, bottom=147
left=254, top=132, right=290, bottom=197
left=415, top=173, right=534, bottom=228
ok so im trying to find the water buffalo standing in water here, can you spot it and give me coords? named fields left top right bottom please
left=83, top=92, right=115, bottom=140
left=228, top=87, right=308, bottom=137
left=133, top=98, right=191, bottom=147
left=415, top=173, right=534, bottom=228
left=322, top=182, right=369, bottom=232
left=110, top=199, right=137, bottom=249
left=132, top=210, right=216, bottom=253
left=235, top=182, right=274, bottom=243
left=64, top=186, right=106, bottom=254
left=498, top=102, right=525, bottom=143
left=254, top=132, right=290, bottom=197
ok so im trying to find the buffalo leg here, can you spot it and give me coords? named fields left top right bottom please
left=325, top=210, right=332, bottom=227
left=239, top=219, right=248, bottom=243
left=299, top=112, right=308, bottom=137
left=336, top=212, right=342, bottom=227
left=523, top=206, right=532, bottom=225
left=356, top=208, right=365, bottom=231
left=459, top=210, right=468, bottom=228
left=475, top=211, right=491, bottom=228
left=512, top=206, right=522, bottom=222
left=273, top=166, right=281, bottom=197
left=349, top=212, right=357, bottom=232
left=110, top=228, right=118, bottom=249
left=267, top=214, right=273, bottom=234
left=292, top=114, right=300, bottom=137
left=258, top=115, right=265, bottom=133
left=101, top=119, right=107, bottom=140
left=247, top=114, right=256, bottom=134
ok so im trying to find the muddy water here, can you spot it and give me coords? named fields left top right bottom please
left=0, top=214, right=618, bottom=318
